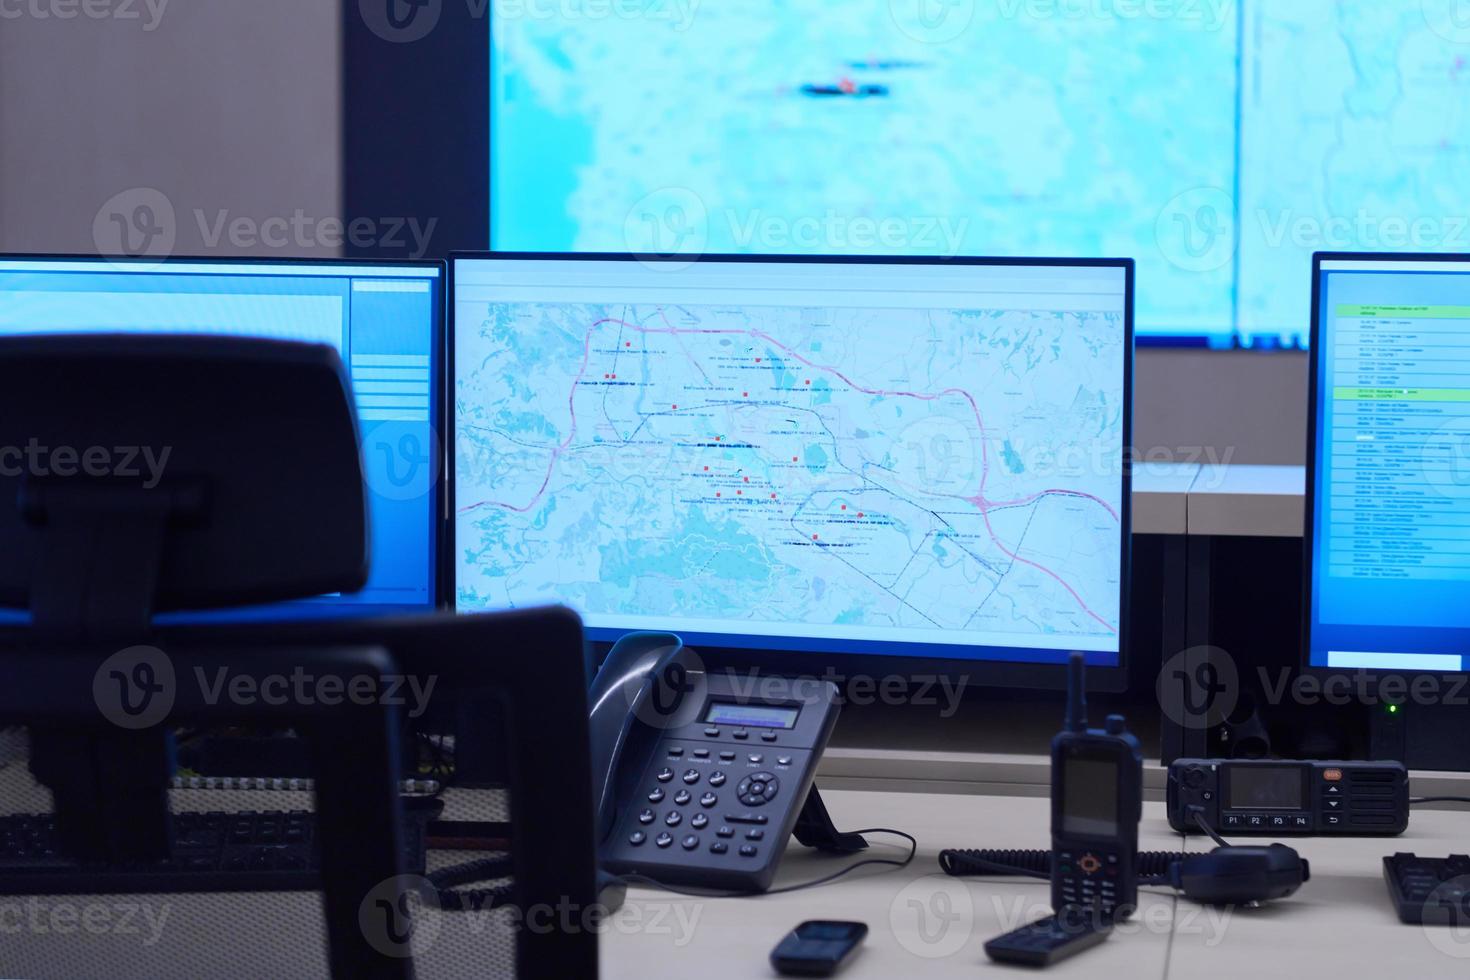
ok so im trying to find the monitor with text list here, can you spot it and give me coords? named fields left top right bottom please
left=1308, top=254, right=1470, bottom=674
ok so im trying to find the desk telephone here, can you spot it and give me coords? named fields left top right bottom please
left=588, top=633, right=865, bottom=892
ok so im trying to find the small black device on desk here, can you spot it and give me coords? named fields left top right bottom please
left=983, top=911, right=1112, bottom=968
left=1167, top=759, right=1409, bottom=835
left=1383, top=853, right=1470, bottom=925
left=770, top=920, right=867, bottom=976
left=985, top=653, right=1143, bottom=967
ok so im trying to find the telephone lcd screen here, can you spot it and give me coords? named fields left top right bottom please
left=704, top=703, right=800, bottom=729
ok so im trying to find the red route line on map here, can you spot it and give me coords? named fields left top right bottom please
left=460, top=312, right=1119, bottom=633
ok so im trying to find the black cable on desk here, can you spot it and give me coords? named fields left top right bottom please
left=619, top=828, right=918, bottom=898
left=1411, top=796, right=1470, bottom=806
left=938, top=847, right=1187, bottom=885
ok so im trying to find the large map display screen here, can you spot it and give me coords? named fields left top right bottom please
left=453, top=257, right=1129, bottom=666
left=490, top=1, right=1470, bottom=346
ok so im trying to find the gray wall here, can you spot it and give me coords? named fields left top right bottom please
left=0, top=0, right=340, bottom=257
left=1135, top=349, right=1308, bottom=465
left=0, top=7, right=1308, bottom=465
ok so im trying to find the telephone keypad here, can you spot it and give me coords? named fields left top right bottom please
left=638, top=809, right=655, bottom=825
left=655, top=832, right=673, bottom=848
left=647, top=788, right=665, bottom=803
left=681, top=835, right=700, bottom=851
left=691, top=814, right=709, bottom=829
left=629, top=831, right=646, bottom=846
left=708, top=772, right=727, bottom=787
left=655, top=768, right=674, bottom=783
left=674, top=790, right=691, bottom=806
left=665, top=812, right=682, bottom=827
left=682, top=769, right=701, bottom=784
left=699, top=792, right=718, bottom=808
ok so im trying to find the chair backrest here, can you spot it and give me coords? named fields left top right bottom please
left=0, top=335, right=414, bottom=978
left=0, top=334, right=367, bottom=636
left=164, top=608, right=602, bottom=979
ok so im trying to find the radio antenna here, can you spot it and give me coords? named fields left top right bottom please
left=1065, top=652, right=1087, bottom=733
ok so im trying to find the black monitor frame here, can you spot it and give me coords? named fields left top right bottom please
left=1303, top=251, right=1470, bottom=693
left=0, top=252, right=450, bottom=616
left=447, top=251, right=1135, bottom=692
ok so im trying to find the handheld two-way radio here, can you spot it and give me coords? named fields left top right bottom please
left=1049, top=652, right=1144, bottom=921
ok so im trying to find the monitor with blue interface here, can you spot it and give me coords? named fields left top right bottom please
left=1308, top=253, right=1470, bottom=674
left=0, top=255, right=442, bottom=620
left=490, top=1, right=1470, bottom=347
left=452, top=254, right=1131, bottom=676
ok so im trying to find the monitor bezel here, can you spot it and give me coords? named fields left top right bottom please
left=1303, top=250, right=1470, bottom=687
left=448, top=251, right=1134, bottom=692
left=0, top=251, right=449, bottom=618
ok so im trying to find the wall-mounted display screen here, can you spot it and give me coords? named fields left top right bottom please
left=491, top=1, right=1470, bottom=347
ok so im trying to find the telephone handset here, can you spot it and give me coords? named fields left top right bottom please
left=588, top=633, right=863, bottom=892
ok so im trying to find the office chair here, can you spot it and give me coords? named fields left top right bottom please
left=0, top=335, right=600, bottom=979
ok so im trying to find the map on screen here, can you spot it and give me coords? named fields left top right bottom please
left=454, top=259, right=1127, bottom=662
left=491, top=1, right=1470, bottom=346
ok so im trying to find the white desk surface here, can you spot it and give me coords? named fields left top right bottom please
left=602, top=787, right=1470, bottom=979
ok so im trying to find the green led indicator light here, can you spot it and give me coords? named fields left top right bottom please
left=1387, top=704, right=1400, bottom=714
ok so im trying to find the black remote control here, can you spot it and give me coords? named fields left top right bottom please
left=984, top=912, right=1112, bottom=967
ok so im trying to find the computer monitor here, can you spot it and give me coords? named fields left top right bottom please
left=0, top=255, right=444, bottom=620
left=1307, top=253, right=1470, bottom=674
left=451, top=254, right=1132, bottom=687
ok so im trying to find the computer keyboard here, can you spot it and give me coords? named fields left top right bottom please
left=1383, top=852, right=1470, bottom=925
left=0, top=810, right=427, bottom=894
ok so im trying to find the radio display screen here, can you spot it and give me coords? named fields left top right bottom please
left=1226, top=766, right=1304, bottom=811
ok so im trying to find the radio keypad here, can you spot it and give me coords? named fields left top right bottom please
left=1056, top=849, right=1124, bottom=915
